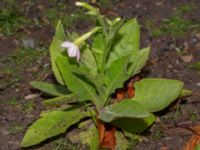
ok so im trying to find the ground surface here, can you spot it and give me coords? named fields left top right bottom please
left=0, top=0, right=200, bottom=150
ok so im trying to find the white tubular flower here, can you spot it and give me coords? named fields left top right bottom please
left=61, top=41, right=80, bottom=62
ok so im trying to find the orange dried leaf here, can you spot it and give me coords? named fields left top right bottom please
left=116, top=89, right=126, bottom=101
left=183, top=124, right=200, bottom=150
left=97, top=119, right=105, bottom=144
left=100, top=126, right=116, bottom=150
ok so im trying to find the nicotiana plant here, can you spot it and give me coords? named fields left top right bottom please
left=21, top=2, right=192, bottom=150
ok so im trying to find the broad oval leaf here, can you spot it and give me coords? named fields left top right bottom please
left=112, top=113, right=155, bottom=133
left=99, top=100, right=150, bottom=123
left=107, top=19, right=140, bottom=67
left=56, top=56, right=99, bottom=106
left=21, top=110, right=89, bottom=147
left=30, top=81, right=70, bottom=96
left=132, top=78, right=184, bottom=112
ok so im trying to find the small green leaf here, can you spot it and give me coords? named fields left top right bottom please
left=112, top=113, right=155, bottom=133
left=128, top=47, right=150, bottom=76
left=56, top=56, right=99, bottom=106
left=30, top=81, right=70, bottom=96
left=133, top=78, right=184, bottom=112
left=79, top=127, right=99, bottom=150
left=42, top=93, right=79, bottom=107
left=50, top=21, right=66, bottom=85
left=99, top=100, right=150, bottom=123
left=50, top=38, right=65, bottom=85
left=21, top=110, right=89, bottom=147
left=55, top=20, right=66, bottom=41
left=107, top=19, right=140, bottom=67
left=115, top=131, right=129, bottom=150
left=179, top=89, right=192, bottom=98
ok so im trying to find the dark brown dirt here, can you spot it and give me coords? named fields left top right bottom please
left=0, top=0, right=200, bottom=150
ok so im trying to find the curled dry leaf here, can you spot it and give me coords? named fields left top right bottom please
left=97, top=75, right=141, bottom=149
left=183, top=124, right=200, bottom=150
left=126, top=76, right=141, bottom=98
left=97, top=119, right=116, bottom=150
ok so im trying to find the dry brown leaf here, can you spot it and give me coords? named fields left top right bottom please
left=116, top=89, right=126, bottom=101
left=183, top=124, right=200, bottom=150
left=127, top=76, right=141, bottom=98
left=97, top=75, right=141, bottom=150
left=97, top=119, right=116, bottom=150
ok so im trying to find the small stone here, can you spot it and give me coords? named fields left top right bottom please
left=26, top=66, right=39, bottom=73
left=155, top=2, right=163, bottom=6
left=22, top=38, right=35, bottom=48
left=195, top=33, right=200, bottom=39
left=155, top=117, right=161, bottom=123
left=169, top=43, right=176, bottom=50
left=44, top=63, right=50, bottom=68
left=168, top=64, right=173, bottom=68
left=25, top=94, right=39, bottom=100
left=191, top=38, right=198, bottom=44
left=181, top=55, right=193, bottom=63
left=136, top=4, right=140, bottom=8
left=196, top=82, right=200, bottom=87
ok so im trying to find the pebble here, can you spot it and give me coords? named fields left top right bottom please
left=26, top=66, right=39, bottom=73
left=195, top=33, right=200, bottom=39
left=22, top=38, right=35, bottom=48
left=25, top=94, right=40, bottom=100
left=136, top=4, right=140, bottom=8
left=155, top=2, right=163, bottom=6
left=44, top=63, right=50, bottom=68
left=181, top=55, right=193, bottom=63
left=196, top=82, right=200, bottom=87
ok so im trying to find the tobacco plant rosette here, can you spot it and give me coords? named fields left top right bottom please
left=21, top=2, right=191, bottom=150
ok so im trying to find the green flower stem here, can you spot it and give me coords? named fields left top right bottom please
left=74, top=27, right=101, bottom=46
left=75, top=1, right=99, bottom=12
left=179, top=89, right=192, bottom=98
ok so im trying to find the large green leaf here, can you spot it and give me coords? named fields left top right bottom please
left=79, top=127, right=99, bottom=150
left=56, top=56, right=99, bottom=106
left=42, top=93, right=78, bottom=107
left=103, top=55, right=130, bottom=103
left=30, top=81, right=70, bottom=96
left=21, top=110, right=89, bottom=147
left=128, top=47, right=150, bottom=76
left=107, top=19, right=140, bottom=67
left=112, top=113, right=155, bottom=133
left=132, top=78, right=184, bottom=112
left=50, top=21, right=66, bottom=85
left=99, top=100, right=150, bottom=123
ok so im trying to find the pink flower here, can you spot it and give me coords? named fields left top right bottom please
left=61, top=41, right=80, bottom=62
